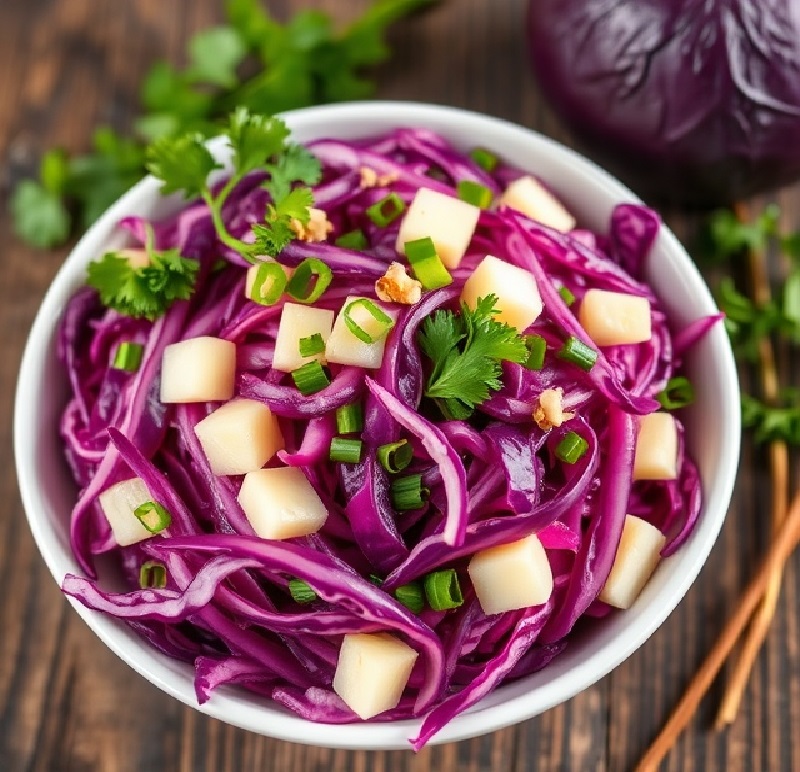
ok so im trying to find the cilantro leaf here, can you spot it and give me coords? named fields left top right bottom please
left=419, top=295, right=528, bottom=414
left=273, top=187, right=314, bottom=223
left=708, top=204, right=780, bottom=258
left=265, top=143, right=322, bottom=201
left=251, top=219, right=294, bottom=258
left=10, top=180, right=70, bottom=248
left=146, top=133, right=221, bottom=198
left=87, top=248, right=199, bottom=321
left=741, top=393, right=800, bottom=445
left=187, top=27, right=247, bottom=88
left=228, top=107, right=290, bottom=176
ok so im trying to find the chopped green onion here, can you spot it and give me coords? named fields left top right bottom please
left=291, top=361, right=330, bottom=395
left=366, top=193, right=406, bottom=226
left=424, top=569, right=464, bottom=611
left=377, top=440, right=413, bottom=474
left=343, top=298, right=395, bottom=344
left=394, top=582, right=425, bottom=614
left=368, top=574, right=383, bottom=586
left=523, top=335, right=547, bottom=371
left=657, top=376, right=695, bottom=410
left=248, top=261, right=287, bottom=306
left=112, top=342, right=144, bottom=373
left=470, top=147, right=498, bottom=173
left=555, top=431, right=589, bottom=464
left=557, top=336, right=598, bottom=371
left=288, top=578, right=317, bottom=604
left=391, top=473, right=429, bottom=511
left=404, top=236, right=453, bottom=290
left=285, top=258, right=332, bottom=304
left=558, top=285, right=576, bottom=306
left=139, top=561, right=167, bottom=589
left=212, top=258, right=228, bottom=273
left=335, top=229, right=368, bottom=250
left=457, top=179, right=493, bottom=209
left=298, top=333, right=325, bottom=357
left=336, top=403, right=363, bottom=434
left=329, top=437, right=363, bottom=464
left=133, top=501, right=172, bottom=534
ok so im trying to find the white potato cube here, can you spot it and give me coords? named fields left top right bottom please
left=599, top=514, right=666, bottom=609
left=499, top=175, right=576, bottom=232
left=238, top=467, right=327, bottom=539
left=633, top=412, right=678, bottom=481
left=467, top=534, right=553, bottom=615
left=160, top=336, right=236, bottom=403
left=333, top=633, right=419, bottom=720
left=395, top=187, right=480, bottom=269
left=325, top=296, right=398, bottom=369
left=578, top=289, right=652, bottom=347
left=99, top=477, right=157, bottom=547
left=460, top=255, right=543, bottom=331
left=194, top=399, right=284, bottom=476
left=272, top=303, right=335, bottom=373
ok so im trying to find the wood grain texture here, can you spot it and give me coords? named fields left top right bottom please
left=0, top=1, right=797, bottom=770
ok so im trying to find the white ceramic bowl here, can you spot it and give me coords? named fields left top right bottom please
left=14, top=102, right=740, bottom=749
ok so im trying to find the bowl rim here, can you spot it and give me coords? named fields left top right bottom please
left=14, top=100, right=741, bottom=750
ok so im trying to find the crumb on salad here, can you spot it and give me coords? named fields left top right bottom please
left=375, top=262, right=422, bottom=305
left=290, top=208, right=333, bottom=242
left=533, top=387, right=575, bottom=431
left=359, top=167, right=400, bottom=189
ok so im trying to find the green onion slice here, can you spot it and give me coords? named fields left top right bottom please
left=424, top=569, right=464, bottom=611
left=657, top=376, right=695, bottom=410
left=329, top=437, right=363, bottom=464
left=139, top=561, right=167, bottom=589
left=133, top=501, right=172, bottom=534
left=285, top=258, right=332, bottom=304
left=368, top=574, right=383, bottom=587
left=298, top=333, right=325, bottom=357
left=112, top=342, right=144, bottom=373
left=377, top=439, right=413, bottom=474
left=555, top=430, right=589, bottom=464
left=335, top=229, right=368, bottom=250
left=523, top=335, right=547, bottom=371
left=404, top=236, right=453, bottom=290
left=343, top=298, right=395, bottom=344
left=366, top=193, right=406, bottom=227
left=336, top=402, right=363, bottom=434
left=391, top=473, right=429, bottom=511
left=248, top=261, right=287, bottom=306
left=558, top=285, right=576, bottom=306
left=288, top=578, right=317, bottom=604
left=291, top=360, right=330, bottom=395
left=456, top=179, right=493, bottom=209
left=557, top=336, right=598, bottom=371
left=394, top=582, right=425, bottom=614
left=470, top=147, right=498, bottom=173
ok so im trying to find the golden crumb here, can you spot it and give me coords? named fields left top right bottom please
left=533, top=387, right=575, bottom=431
left=289, top=208, right=333, bottom=242
left=375, top=262, right=422, bottom=305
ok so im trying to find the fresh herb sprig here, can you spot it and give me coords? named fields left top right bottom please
left=418, top=294, right=528, bottom=419
left=86, top=227, right=199, bottom=321
left=146, top=107, right=320, bottom=262
left=10, top=0, right=435, bottom=249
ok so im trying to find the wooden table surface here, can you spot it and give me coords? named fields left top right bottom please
left=1, top=1, right=798, bottom=770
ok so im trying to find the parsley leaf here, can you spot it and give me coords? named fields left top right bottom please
left=741, top=392, right=800, bottom=445
left=11, top=180, right=70, bottom=248
left=145, top=134, right=221, bottom=198
left=187, top=27, right=247, bottom=88
left=707, top=204, right=780, bottom=259
left=419, top=294, right=528, bottom=417
left=86, top=241, right=199, bottom=321
left=228, top=107, right=289, bottom=176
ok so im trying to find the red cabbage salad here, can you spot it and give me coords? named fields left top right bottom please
left=59, top=109, right=718, bottom=748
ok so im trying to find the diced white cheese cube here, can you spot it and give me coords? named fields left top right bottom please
left=633, top=412, right=678, bottom=481
left=599, top=514, right=666, bottom=609
left=99, top=477, right=156, bottom=547
left=333, top=633, right=419, bottom=720
left=395, top=187, right=480, bottom=269
left=194, top=398, right=284, bottom=476
left=467, top=534, right=553, bottom=615
left=325, top=296, right=398, bottom=369
left=578, top=288, right=652, bottom=347
left=460, top=255, right=543, bottom=331
left=272, top=303, right=335, bottom=373
left=238, top=467, right=327, bottom=539
left=160, top=336, right=236, bottom=404
left=499, top=175, right=576, bottom=232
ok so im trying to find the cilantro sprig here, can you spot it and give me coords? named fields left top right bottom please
left=145, top=108, right=320, bottom=263
left=86, top=227, right=199, bottom=321
left=418, top=295, right=528, bottom=419
left=10, top=0, right=436, bottom=249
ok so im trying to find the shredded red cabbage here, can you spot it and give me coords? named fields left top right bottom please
left=58, top=127, right=716, bottom=747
